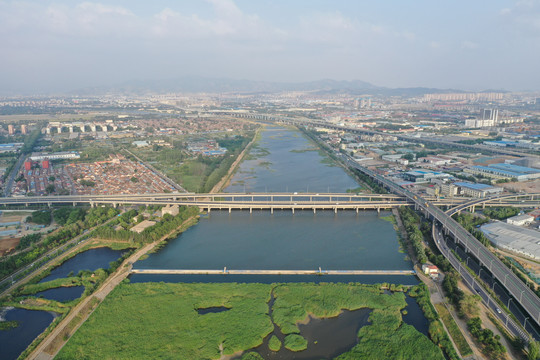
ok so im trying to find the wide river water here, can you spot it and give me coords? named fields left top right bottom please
left=133, top=125, right=416, bottom=284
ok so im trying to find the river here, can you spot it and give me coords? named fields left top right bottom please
left=133, top=126, right=415, bottom=283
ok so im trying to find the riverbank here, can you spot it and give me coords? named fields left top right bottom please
left=210, top=127, right=262, bottom=193
left=294, top=126, right=375, bottom=193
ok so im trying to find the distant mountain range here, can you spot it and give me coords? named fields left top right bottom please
left=73, top=76, right=490, bottom=97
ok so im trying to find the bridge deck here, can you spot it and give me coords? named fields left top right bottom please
left=130, top=269, right=416, bottom=276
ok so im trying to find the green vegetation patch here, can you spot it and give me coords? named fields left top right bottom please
left=283, top=334, right=308, bottom=351
left=0, top=320, right=18, bottom=331
left=268, top=335, right=282, bottom=352
left=240, top=352, right=264, bottom=360
left=336, top=310, right=442, bottom=360
left=482, top=207, right=520, bottom=220
left=434, top=303, right=473, bottom=357
left=57, top=283, right=274, bottom=360
left=272, top=283, right=404, bottom=335
left=58, top=283, right=444, bottom=360
left=19, top=277, right=82, bottom=296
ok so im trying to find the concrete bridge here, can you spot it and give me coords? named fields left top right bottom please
left=130, top=268, right=416, bottom=276
left=0, top=192, right=535, bottom=214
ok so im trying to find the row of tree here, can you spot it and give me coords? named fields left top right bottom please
left=398, top=207, right=427, bottom=263
left=0, top=207, right=120, bottom=279
left=92, top=206, right=199, bottom=245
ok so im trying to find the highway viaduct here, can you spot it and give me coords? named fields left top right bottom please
left=346, top=159, right=540, bottom=334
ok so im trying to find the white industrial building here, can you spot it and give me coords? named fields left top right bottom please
left=481, top=222, right=540, bottom=260
left=507, top=214, right=535, bottom=226
left=29, top=151, right=80, bottom=161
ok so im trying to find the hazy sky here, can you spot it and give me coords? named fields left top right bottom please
left=2, top=0, right=540, bottom=94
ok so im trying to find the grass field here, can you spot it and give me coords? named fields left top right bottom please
left=57, top=282, right=444, bottom=360
left=434, top=303, right=473, bottom=357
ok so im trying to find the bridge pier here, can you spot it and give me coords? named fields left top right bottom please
left=207, top=207, right=211, bottom=213
left=250, top=208, right=252, bottom=214
left=228, top=208, right=231, bottom=213
left=47, top=202, right=51, bottom=208
left=356, top=208, right=359, bottom=214
left=471, top=205, right=475, bottom=213
left=271, top=207, right=273, bottom=214
left=72, top=202, right=76, bottom=207
left=334, top=207, right=337, bottom=214
left=313, top=208, right=316, bottom=214
left=292, top=208, right=295, bottom=214
left=377, top=207, right=380, bottom=214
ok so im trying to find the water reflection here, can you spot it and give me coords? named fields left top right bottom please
left=34, top=286, right=85, bottom=303
left=0, top=307, right=56, bottom=360
left=40, top=247, right=122, bottom=283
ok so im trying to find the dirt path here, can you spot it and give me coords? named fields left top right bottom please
left=210, top=128, right=261, bottom=194
left=27, top=216, right=198, bottom=360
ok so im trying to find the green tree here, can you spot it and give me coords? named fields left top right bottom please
left=529, top=341, right=540, bottom=360
left=459, top=294, right=481, bottom=317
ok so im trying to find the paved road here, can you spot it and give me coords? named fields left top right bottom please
left=433, top=225, right=531, bottom=342
left=348, top=160, right=540, bottom=333
left=3, top=153, right=26, bottom=196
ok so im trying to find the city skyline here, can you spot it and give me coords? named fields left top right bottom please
left=2, top=0, right=540, bottom=94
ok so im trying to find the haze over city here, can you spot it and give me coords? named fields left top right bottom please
left=2, top=0, right=540, bottom=94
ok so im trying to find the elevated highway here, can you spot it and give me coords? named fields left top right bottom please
left=446, top=192, right=540, bottom=216
left=348, top=159, right=540, bottom=330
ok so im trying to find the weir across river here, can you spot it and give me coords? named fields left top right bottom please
left=130, top=268, right=417, bottom=276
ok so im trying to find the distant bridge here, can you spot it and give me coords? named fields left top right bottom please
left=213, top=111, right=540, bottom=159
